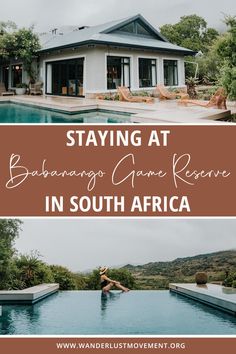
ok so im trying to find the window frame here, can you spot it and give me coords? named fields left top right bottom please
left=163, top=59, right=179, bottom=86
left=138, top=58, right=157, bottom=88
left=116, top=20, right=156, bottom=39
left=106, top=55, right=131, bottom=90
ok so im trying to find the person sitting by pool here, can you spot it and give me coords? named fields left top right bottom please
left=99, top=266, right=130, bottom=293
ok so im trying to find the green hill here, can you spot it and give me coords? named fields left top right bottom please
left=122, top=250, right=236, bottom=290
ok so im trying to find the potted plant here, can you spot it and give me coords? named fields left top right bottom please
left=195, top=272, right=208, bottom=285
left=15, top=83, right=28, bottom=95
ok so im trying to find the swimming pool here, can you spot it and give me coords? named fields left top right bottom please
left=0, top=103, right=132, bottom=123
left=1, top=291, right=236, bottom=335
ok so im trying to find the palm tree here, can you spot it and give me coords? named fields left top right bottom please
left=186, top=77, right=199, bottom=98
left=16, top=251, right=42, bottom=287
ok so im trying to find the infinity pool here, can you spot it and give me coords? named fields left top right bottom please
left=0, top=103, right=132, bottom=123
left=1, top=291, right=236, bottom=335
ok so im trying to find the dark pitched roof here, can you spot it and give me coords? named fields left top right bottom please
left=38, top=14, right=195, bottom=55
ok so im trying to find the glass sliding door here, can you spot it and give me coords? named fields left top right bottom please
left=107, top=56, right=130, bottom=90
left=61, top=62, right=68, bottom=95
left=46, top=58, right=84, bottom=96
left=76, top=61, right=84, bottom=97
left=68, top=61, right=76, bottom=96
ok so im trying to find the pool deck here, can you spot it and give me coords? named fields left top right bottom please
left=0, top=95, right=233, bottom=123
left=0, top=283, right=59, bottom=305
left=169, top=283, right=236, bottom=315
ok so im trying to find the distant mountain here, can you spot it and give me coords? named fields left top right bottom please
left=122, top=250, right=236, bottom=290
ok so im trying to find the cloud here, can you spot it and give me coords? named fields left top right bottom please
left=15, top=219, right=236, bottom=271
left=0, top=0, right=233, bottom=31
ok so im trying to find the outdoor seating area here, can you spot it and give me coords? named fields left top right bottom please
left=97, top=85, right=229, bottom=112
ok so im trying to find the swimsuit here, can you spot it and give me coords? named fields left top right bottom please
left=101, top=279, right=109, bottom=289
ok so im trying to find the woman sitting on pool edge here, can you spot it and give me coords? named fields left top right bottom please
left=100, top=267, right=130, bottom=293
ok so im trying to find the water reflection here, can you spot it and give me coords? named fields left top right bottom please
left=0, top=304, right=39, bottom=335
left=169, top=291, right=236, bottom=324
left=0, top=292, right=59, bottom=335
left=100, top=291, right=123, bottom=318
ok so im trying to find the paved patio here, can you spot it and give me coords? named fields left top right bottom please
left=0, top=95, right=233, bottom=123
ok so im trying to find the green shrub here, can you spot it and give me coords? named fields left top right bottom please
left=195, top=272, right=208, bottom=284
left=50, top=265, right=77, bottom=290
left=14, top=251, right=54, bottom=288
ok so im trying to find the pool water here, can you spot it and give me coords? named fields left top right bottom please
left=1, top=291, right=236, bottom=335
left=0, top=103, right=132, bottom=123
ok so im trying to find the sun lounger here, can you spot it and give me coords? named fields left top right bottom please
left=179, top=87, right=227, bottom=109
left=0, top=82, right=14, bottom=96
left=156, top=84, right=189, bottom=100
left=118, top=86, right=154, bottom=103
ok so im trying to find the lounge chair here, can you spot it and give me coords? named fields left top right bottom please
left=0, top=82, right=14, bottom=96
left=30, top=81, right=43, bottom=95
left=118, top=86, right=154, bottom=103
left=156, top=84, right=189, bottom=100
left=179, top=87, right=227, bottom=110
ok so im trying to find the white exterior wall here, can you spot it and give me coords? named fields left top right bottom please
left=38, top=46, right=186, bottom=97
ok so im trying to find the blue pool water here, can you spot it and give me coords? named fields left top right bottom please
left=0, top=103, right=132, bottom=123
left=1, top=291, right=236, bottom=335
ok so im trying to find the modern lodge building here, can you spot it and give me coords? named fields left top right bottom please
left=0, top=14, right=195, bottom=98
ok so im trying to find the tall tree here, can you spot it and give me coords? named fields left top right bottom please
left=217, top=16, right=236, bottom=99
left=0, top=219, right=22, bottom=289
left=160, top=15, right=219, bottom=53
left=0, top=23, right=40, bottom=82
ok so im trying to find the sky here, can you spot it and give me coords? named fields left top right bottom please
left=0, top=0, right=234, bottom=32
left=15, top=219, right=236, bottom=272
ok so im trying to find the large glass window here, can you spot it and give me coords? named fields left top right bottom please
left=107, top=56, right=130, bottom=90
left=12, top=64, right=22, bottom=87
left=139, top=58, right=157, bottom=88
left=164, top=60, right=178, bottom=86
left=45, top=58, right=84, bottom=96
left=117, top=20, right=156, bottom=39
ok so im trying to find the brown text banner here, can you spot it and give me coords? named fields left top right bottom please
left=0, top=337, right=235, bottom=354
left=0, top=125, right=235, bottom=216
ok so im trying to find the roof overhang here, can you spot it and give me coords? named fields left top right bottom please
left=38, top=40, right=196, bottom=56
